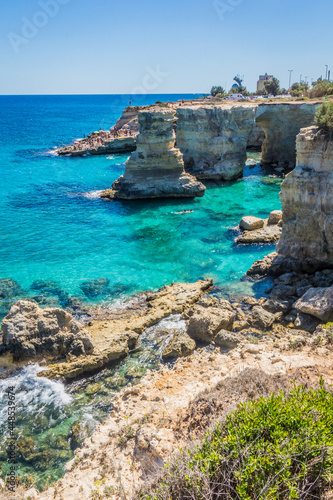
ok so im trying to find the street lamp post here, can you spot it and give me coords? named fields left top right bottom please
left=288, top=69, right=293, bottom=90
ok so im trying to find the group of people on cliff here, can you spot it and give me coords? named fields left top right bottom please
left=68, top=127, right=136, bottom=153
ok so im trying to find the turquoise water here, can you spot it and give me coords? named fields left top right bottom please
left=0, top=95, right=282, bottom=489
left=0, top=95, right=281, bottom=320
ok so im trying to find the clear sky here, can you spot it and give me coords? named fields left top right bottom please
left=1, top=0, right=332, bottom=95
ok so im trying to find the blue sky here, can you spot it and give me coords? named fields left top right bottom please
left=1, top=0, right=332, bottom=94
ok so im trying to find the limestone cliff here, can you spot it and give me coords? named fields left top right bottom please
left=256, top=103, right=318, bottom=167
left=176, top=105, right=256, bottom=180
left=113, top=106, right=139, bottom=133
left=277, top=126, right=333, bottom=264
left=102, top=108, right=205, bottom=200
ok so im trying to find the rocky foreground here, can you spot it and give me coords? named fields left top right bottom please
left=6, top=323, right=333, bottom=500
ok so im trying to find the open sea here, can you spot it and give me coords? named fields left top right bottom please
left=0, top=94, right=282, bottom=488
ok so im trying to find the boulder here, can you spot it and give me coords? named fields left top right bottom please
left=268, top=210, right=283, bottom=225
left=214, top=330, right=243, bottom=349
left=237, top=223, right=281, bottom=244
left=240, top=216, right=265, bottom=231
left=270, top=285, right=297, bottom=301
left=1, top=301, right=94, bottom=361
left=162, top=330, right=196, bottom=360
left=186, top=299, right=235, bottom=343
left=262, top=299, right=291, bottom=314
left=248, top=306, right=276, bottom=330
left=294, top=311, right=321, bottom=333
left=294, top=287, right=333, bottom=323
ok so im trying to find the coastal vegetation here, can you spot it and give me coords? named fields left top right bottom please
left=315, top=101, right=333, bottom=137
left=139, top=382, right=333, bottom=500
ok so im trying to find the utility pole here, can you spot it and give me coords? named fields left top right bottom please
left=325, top=65, right=328, bottom=80
left=288, top=69, right=293, bottom=90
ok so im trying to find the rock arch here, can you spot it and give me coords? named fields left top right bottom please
left=255, top=103, right=318, bottom=167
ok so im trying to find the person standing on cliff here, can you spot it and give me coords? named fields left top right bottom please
left=129, top=100, right=132, bottom=107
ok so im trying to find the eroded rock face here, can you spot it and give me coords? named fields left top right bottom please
left=1, top=301, right=94, bottom=361
left=102, top=108, right=205, bottom=200
left=176, top=105, right=256, bottom=180
left=277, top=126, right=333, bottom=264
left=256, top=103, right=318, bottom=167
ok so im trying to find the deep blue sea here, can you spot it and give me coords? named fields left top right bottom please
left=0, top=94, right=283, bottom=489
left=0, top=94, right=281, bottom=321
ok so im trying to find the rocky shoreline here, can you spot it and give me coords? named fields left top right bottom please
left=6, top=319, right=333, bottom=499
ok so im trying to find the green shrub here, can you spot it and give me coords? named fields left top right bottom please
left=315, top=102, right=333, bottom=137
left=140, top=382, right=333, bottom=499
left=309, top=80, right=333, bottom=98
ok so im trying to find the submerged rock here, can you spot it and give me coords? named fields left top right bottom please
left=1, top=301, right=94, bottom=361
left=80, top=278, right=111, bottom=298
left=0, top=278, right=23, bottom=299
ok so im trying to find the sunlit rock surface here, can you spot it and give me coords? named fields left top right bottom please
left=102, top=108, right=205, bottom=200
left=277, top=126, right=333, bottom=264
left=176, top=105, right=256, bottom=180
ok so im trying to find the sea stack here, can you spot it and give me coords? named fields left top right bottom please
left=277, top=126, right=333, bottom=264
left=101, top=108, right=206, bottom=200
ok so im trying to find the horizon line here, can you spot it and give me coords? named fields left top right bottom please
left=0, top=92, right=206, bottom=97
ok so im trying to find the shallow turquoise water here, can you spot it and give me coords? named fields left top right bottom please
left=0, top=95, right=281, bottom=319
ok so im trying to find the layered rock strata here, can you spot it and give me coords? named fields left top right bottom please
left=176, top=105, right=256, bottom=180
left=277, top=126, right=333, bottom=264
left=57, top=136, right=137, bottom=157
left=255, top=103, right=318, bottom=167
left=102, top=109, right=205, bottom=200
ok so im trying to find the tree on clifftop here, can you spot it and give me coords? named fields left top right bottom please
left=315, top=102, right=333, bottom=138
left=210, top=86, right=225, bottom=97
left=264, top=77, right=281, bottom=96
